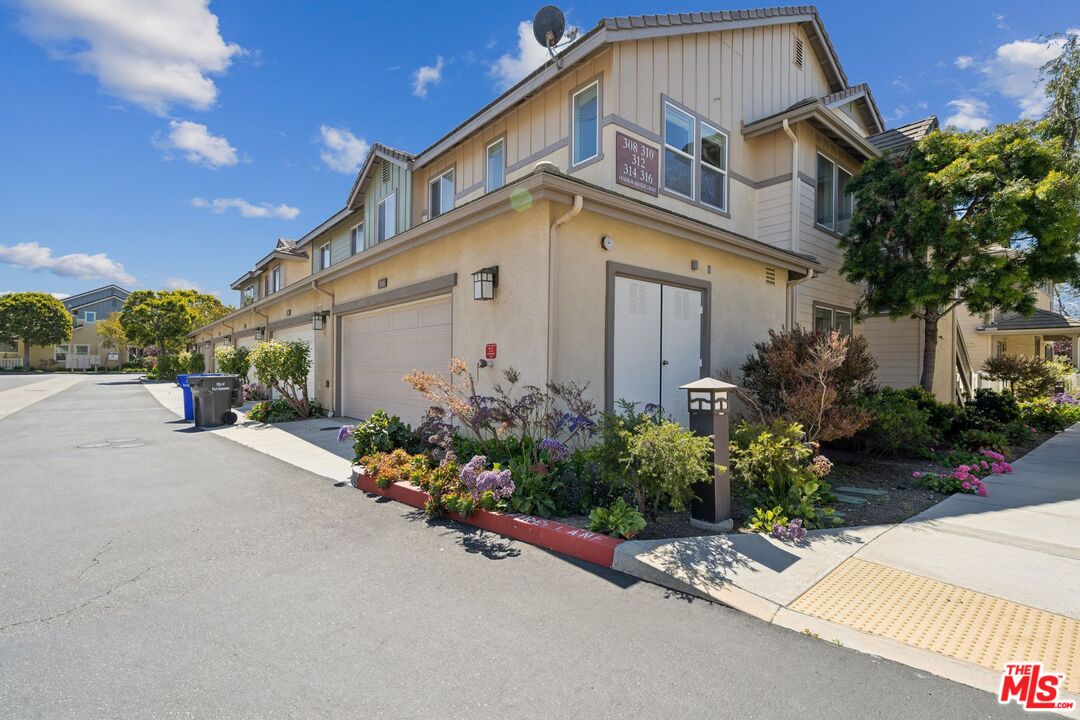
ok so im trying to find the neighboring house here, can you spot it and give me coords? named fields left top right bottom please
left=190, top=5, right=1076, bottom=419
left=0, top=285, right=131, bottom=370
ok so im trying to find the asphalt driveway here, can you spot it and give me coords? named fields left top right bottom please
left=0, top=377, right=1028, bottom=719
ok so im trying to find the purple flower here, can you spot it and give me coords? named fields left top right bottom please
left=539, top=437, right=571, bottom=463
left=459, top=455, right=515, bottom=500
left=337, top=425, right=355, bottom=443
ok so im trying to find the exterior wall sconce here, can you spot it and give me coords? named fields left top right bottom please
left=312, top=312, right=328, bottom=331
left=254, top=327, right=265, bottom=340
left=472, top=266, right=499, bottom=301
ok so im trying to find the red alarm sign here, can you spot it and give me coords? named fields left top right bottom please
left=485, top=343, right=497, bottom=360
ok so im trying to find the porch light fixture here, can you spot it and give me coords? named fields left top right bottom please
left=312, top=312, right=328, bottom=331
left=254, top=327, right=265, bottom=340
left=472, top=266, right=499, bottom=301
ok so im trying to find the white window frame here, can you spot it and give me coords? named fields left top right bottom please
left=350, top=222, right=364, bottom=254
left=836, top=167, right=854, bottom=234
left=0, top=340, right=18, bottom=353
left=83, top=310, right=97, bottom=323
left=662, top=101, right=696, bottom=200
left=55, top=344, right=69, bottom=361
left=271, top=267, right=282, bottom=293
left=241, top=285, right=255, bottom=305
left=429, top=169, right=455, bottom=219
left=486, top=139, right=505, bottom=192
left=816, top=153, right=836, bottom=229
left=377, top=193, right=397, bottom=242
left=699, top=121, right=729, bottom=213
left=320, top=242, right=331, bottom=271
left=571, top=81, right=600, bottom=167
left=75, top=344, right=90, bottom=356
left=816, top=152, right=856, bottom=233
left=813, top=303, right=854, bottom=334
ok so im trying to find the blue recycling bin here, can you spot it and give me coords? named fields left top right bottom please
left=178, top=373, right=222, bottom=421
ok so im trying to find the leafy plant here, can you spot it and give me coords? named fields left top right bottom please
left=854, top=388, right=938, bottom=455
left=347, top=409, right=413, bottom=462
left=588, top=497, right=647, bottom=539
left=248, top=397, right=324, bottom=423
left=249, top=339, right=314, bottom=418
left=1021, top=396, right=1080, bottom=431
left=214, top=345, right=251, bottom=378
left=507, top=458, right=562, bottom=518
left=957, top=428, right=1009, bottom=453
left=624, top=418, right=717, bottom=516
left=359, top=449, right=414, bottom=488
left=746, top=505, right=790, bottom=533
left=729, top=420, right=839, bottom=528
left=981, top=355, right=1071, bottom=400
left=735, top=327, right=876, bottom=441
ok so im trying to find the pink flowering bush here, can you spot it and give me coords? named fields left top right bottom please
left=912, top=449, right=1012, bottom=496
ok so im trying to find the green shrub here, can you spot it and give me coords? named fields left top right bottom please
left=624, top=418, right=717, bottom=516
left=1020, top=397, right=1080, bottom=432
left=583, top=401, right=656, bottom=501
left=957, top=427, right=1009, bottom=453
left=507, top=458, right=563, bottom=518
left=248, top=398, right=324, bottom=423
left=729, top=420, right=839, bottom=528
left=854, top=388, right=938, bottom=455
left=898, top=386, right=962, bottom=436
left=588, top=498, right=647, bottom=539
left=249, top=340, right=315, bottom=418
left=155, top=353, right=184, bottom=382
left=350, top=409, right=412, bottom=462
left=214, top=345, right=250, bottom=377
left=746, top=505, right=791, bottom=533
left=981, top=355, right=1071, bottom=400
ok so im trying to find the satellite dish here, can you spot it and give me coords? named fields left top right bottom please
left=533, top=5, right=565, bottom=49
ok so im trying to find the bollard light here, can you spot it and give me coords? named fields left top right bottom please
left=680, top=377, right=737, bottom=414
left=679, top=377, right=738, bottom=530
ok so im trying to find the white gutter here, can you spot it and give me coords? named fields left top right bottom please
left=547, top=192, right=584, bottom=384
left=782, top=118, right=805, bottom=329
left=311, top=279, right=336, bottom=415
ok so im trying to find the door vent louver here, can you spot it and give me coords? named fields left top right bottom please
left=381, top=161, right=391, bottom=184
left=793, top=36, right=804, bottom=70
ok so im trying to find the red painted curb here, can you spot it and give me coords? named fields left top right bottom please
left=352, top=467, right=623, bottom=567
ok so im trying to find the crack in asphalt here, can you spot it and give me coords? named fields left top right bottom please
left=0, top=564, right=156, bottom=632
left=74, top=537, right=116, bottom=580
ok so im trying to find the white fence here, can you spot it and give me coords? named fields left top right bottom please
left=65, top=355, right=101, bottom=370
left=0, top=358, right=24, bottom=370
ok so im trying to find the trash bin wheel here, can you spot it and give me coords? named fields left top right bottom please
left=222, top=411, right=238, bottom=426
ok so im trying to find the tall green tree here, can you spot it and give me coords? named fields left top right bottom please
left=0, top=292, right=72, bottom=368
left=839, top=122, right=1080, bottom=392
left=118, top=290, right=233, bottom=356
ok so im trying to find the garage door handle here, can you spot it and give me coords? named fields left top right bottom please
left=661, top=360, right=670, bottom=366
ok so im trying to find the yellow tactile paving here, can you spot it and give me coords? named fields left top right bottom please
left=789, top=558, right=1080, bottom=694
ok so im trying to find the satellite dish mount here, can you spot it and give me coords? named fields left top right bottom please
left=532, top=5, right=578, bottom=69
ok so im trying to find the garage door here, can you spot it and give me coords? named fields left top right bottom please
left=270, top=326, right=316, bottom=400
left=340, top=296, right=452, bottom=425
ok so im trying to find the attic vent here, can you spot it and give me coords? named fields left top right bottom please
left=765, top=266, right=777, bottom=285
left=381, top=161, right=391, bottom=184
left=793, top=36, right=804, bottom=70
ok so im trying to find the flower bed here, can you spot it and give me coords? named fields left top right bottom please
left=351, top=466, right=624, bottom=567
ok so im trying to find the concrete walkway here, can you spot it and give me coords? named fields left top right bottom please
left=141, top=382, right=355, bottom=484
left=614, top=424, right=1080, bottom=712
left=0, top=373, right=86, bottom=421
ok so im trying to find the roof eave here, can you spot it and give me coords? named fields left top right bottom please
left=743, top=101, right=881, bottom=159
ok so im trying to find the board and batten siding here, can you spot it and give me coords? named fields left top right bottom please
left=859, top=315, right=923, bottom=389
left=791, top=178, right=861, bottom=327
left=364, top=160, right=411, bottom=248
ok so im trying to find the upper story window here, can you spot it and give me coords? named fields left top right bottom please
left=663, top=103, right=694, bottom=198
left=83, top=311, right=97, bottom=323
left=430, top=169, right=454, bottom=219
left=572, top=81, right=599, bottom=166
left=813, top=304, right=853, bottom=334
left=271, top=267, right=282, bottom=293
left=486, top=139, right=505, bottom=192
left=700, top=123, right=729, bottom=212
left=241, top=285, right=255, bottom=306
left=663, top=101, right=730, bottom=212
left=816, top=153, right=855, bottom=233
left=351, top=222, right=364, bottom=254
left=320, top=242, right=331, bottom=270
left=377, top=193, right=397, bottom=243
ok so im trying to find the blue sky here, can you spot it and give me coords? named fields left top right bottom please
left=1, top=0, right=1077, bottom=301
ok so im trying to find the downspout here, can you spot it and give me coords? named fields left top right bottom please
left=311, top=279, right=336, bottom=416
left=781, top=119, right=802, bottom=328
left=547, top=193, right=583, bottom=385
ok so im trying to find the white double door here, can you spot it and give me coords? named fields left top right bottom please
left=613, top=276, right=703, bottom=426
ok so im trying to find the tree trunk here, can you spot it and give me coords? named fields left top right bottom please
left=22, top=339, right=30, bottom=370
left=920, top=311, right=940, bottom=393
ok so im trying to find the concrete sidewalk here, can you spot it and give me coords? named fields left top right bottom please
left=0, top=373, right=86, bottom=421
left=615, top=425, right=1080, bottom=711
left=141, top=382, right=355, bottom=484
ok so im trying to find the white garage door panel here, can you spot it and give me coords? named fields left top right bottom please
left=341, top=296, right=452, bottom=426
left=271, top=326, right=316, bottom=400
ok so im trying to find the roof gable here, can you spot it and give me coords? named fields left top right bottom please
left=867, top=115, right=940, bottom=153
left=345, top=143, right=414, bottom=208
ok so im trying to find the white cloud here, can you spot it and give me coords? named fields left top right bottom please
left=945, top=98, right=991, bottom=130
left=164, top=276, right=201, bottom=291
left=994, top=13, right=1009, bottom=30
left=16, top=0, right=242, bottom=115
left=156, top=119, right=238, bottom=167
left=412, top=56, right=444, bottom=98
left=0, top=242, right=134, bottom=285
left=318, top=125, right=369, bottom=174
left=191, top=197, right=300, bottom=219
left=981, top=35, right=1070, bottom=118
left=489, top=20, right=580, bottom=91
left=51, top=292, right=71, bottom=299
left=954, top=55, right=975, bottom=69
